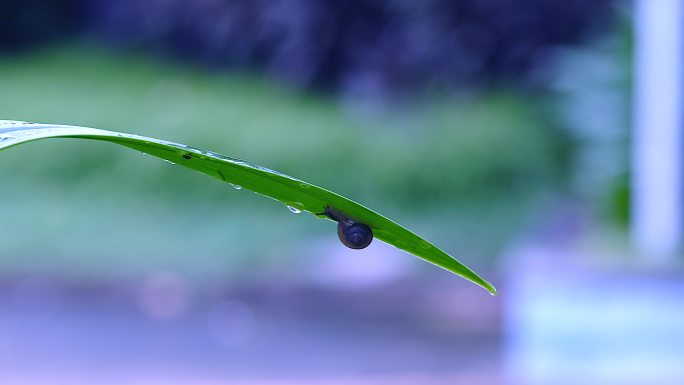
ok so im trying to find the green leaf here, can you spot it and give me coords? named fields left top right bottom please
left=0, top=120, right=496, bottom=295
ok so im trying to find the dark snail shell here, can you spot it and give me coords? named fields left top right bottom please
left=337, top=221, right=373, bottom=249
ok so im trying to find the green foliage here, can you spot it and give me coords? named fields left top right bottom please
left=0, top=46, right=562, bottom=281
left=0, top=121, right=496, bottom=294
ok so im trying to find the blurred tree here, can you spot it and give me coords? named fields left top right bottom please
left=0, top=0, right=83, bottom=52
left=3, top=0, right=616, bottom=94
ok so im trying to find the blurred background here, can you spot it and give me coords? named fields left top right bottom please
left=1, top=0, right=682, bottom=384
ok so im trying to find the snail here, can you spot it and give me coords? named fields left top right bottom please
left=318, top=206, right=373, bottom=249
left=337, top=221, right=373, bottom=249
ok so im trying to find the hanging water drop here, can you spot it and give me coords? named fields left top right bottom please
left=287, top=205, right=301, bottom=214
left=230, top=183, right=242, bottom=190
left=162, top=159, right=176, bottom=165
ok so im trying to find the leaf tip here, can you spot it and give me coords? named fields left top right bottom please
left=484, top=281, right=497, bottom=296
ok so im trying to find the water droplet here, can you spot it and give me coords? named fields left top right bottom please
left=287, top=205, right=301, bottom=214
left=162, top=159, right=176, bottom=165
left=182, top=154, right=192, bottom=160
left=230, top=184, right=242, bottom=190
left=0, top=134, right=17, bottom=142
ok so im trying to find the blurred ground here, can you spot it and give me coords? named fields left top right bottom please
left=0, top=277, right=501, bottom=385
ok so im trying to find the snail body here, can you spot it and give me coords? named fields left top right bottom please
left=319, top=206, right=373, bottom=249
left=337, top=221, right=373, bottom=249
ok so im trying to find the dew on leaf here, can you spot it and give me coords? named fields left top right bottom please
left=0, top=134, right=17, bottom=142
